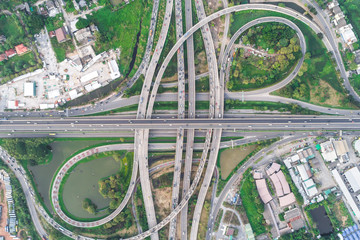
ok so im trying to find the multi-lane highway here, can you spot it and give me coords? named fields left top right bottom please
left=2, top=2, right=360, bottom=240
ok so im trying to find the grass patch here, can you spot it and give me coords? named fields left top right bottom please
left=239, top=169, right=266, bottom=235
left=50, top=38, right=75, bottom=63
left=216, top=138, right=279, bottom=196
left=230, top=10, right=356, bottom=109
left=219, top=145, right=258, bottom=179
left=88, top=0, right=152, bottom=76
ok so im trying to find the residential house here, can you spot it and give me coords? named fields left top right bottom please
left=0, top=53, right=7, bottom=62
left=15, top=44, right=29, bottom=55
left=339, top=24, right=358, bottom=46
left=0, top=35, right=6, bottom=44
left=46, top=0, right=59, bottom=17
left=55, top=27, right=67, bottom=43
left=5, top=49, right=16, bottom=58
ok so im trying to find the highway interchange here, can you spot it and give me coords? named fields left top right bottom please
left=1, top=0, right=360, bottom=240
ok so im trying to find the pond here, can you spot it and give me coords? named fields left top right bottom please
left=310, top=205, right=333, bottom=235
left=28, top=140, right=117, bottom=212
left=61, top=156, right=120, bottom=219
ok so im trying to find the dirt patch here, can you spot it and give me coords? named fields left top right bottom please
left=219, top=145, right=258, bottom=179
left=309, top=80, right=344, bottom=107
left=153, top=187, right=172, bottom=220
left=196, top=51, right=209, bottom=74
left=223, top=210, right=240, bottom=225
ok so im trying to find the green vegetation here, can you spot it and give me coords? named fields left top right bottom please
left=339, top=43, right=358, bottom=71
left=306, top=193, right=353, bottom=234
left=0, top=162, right=39, bottom=239
left=240, top=169, right=266, bottom=235
left=214, top=209, right=224, bottom=231
left=338, top=0, right=360, bottom=41
left=64, top=0, right=76, bottom=13
left=0, top=51, right=41, bottom=83
left=196, top=76, right=209, bottom=92
left=228, top=22, right=301, bottom=91
left=123, top=75, right=143, bottom=98
left=152, top=172, right=173, bottom=188
left=216, top=138, right=279, bottom=196
left=350, top=74, right=360, bottom=96
left=45, top=14, right=65, bottom=32
left=85, top=0, right=152, bottom=75
left=19, top=11, right=45, bottom=35
left=50, top=37, right=75, bottom=62
left=98, top=152, right=133, bottom=210
left=280, top=165, right=304, bottom=205
left=230, top=10, right=356, bottom=109
left=279, top=228, right=313, bottom=240
left=135, top=185, right=149, bottom=231
left=225, top=100, right=321, bottom=115
left=82, top=198, right=97, bottom=214
left=278, top=212, right=285, bottom=221
left=1, top=138, right=52, bottom=165
left=0, top=14, right=26, bottom=48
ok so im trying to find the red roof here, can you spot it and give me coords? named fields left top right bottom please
left=15, top=44, right=29, bottom=55
left=49, top=31, right=56, bottom=38
left=0, top=53, right=7, bottom=62
left=55, top=27, right=66, bottom=42
left=5, top=49, right=16, bottom=57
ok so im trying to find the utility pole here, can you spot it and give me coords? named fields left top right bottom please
left=242, top=91, right=244, bottom=102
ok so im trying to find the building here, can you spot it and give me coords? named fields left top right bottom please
left=245, top=224, right=255, bottom=240
left=266, top=162, right=281, bottom=176
left=0, top=35, right=6, bottom=44
left=49, top=31, right=56, bottom=38
left=279, top=192, right=296, bottom=207
left=332, top=5, right=342, bottom=15
left=24, top=82, right=36, bottom=97
left=255, top=179, right=272, bottom=204
left=5, top=49, right=16, bottom=58
left=296, top=163, right=312, bottom=181
left=284, top=208, right=305, bottom=230
left=74, top=27, right=95, bottom=46
left=0, top=53, right=7, bottom=62
left=46, top=0, right=59, bottom=17
left=335, top=18, right=347, bottom=29
left=339, top=24, right=358, bottom=45
left=7, top=100, right=19, bottom=109
left=226, top=227, right=235, bottom=236
left=302, top=178, right=318, bottom=197
left=344, top=167, right=360, bottom=192
left=68, top=89, right=83, bottom=100
left=333, top=139, right=349, bottom=163
left=332, top=169, right=360, bottom=221
left=84, top=81, right=101, bottom=92
left=320, top=141, right=337, bottom=162
left=80, top=71, right=99, bottom=84
left=55, top=27, right=67, bottom=43
left=108, top=60, right=120, bottom=80
left=327, top=0, right=339, bottom=10
left=79, top=0, right=87, bottom=8
left=253, top=171, right=263, bottom=180
left=15, top=44, right=29, bottom=55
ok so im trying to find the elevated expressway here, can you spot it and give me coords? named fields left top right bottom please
left=2, top=3, right=355, bottom=240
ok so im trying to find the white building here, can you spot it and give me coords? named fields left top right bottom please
left=302, top=178, right=318, bottom=197
left=80, top=71, right=99, bottom=84
left=24, top=82, right=36, bottom=97
left=344, top=167, right=360, bottom=192
left=339, top=24, right=358, bottom=45
left=320, top=141, right=337, bottom=162
left=332, top=169, right=360, bottom=221
left=108, top=60, right=120, bottom=80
